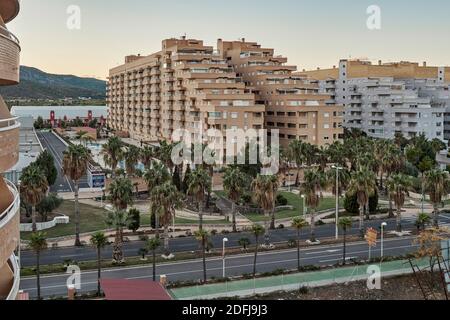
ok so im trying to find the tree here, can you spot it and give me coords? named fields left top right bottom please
left=102, top=136, right=124, bottom=176
left=28, top=232, right=48, bottom=300
left=326, top=167, right=350, bottom=197
left=63, top=144, right=90, bottom=246
left=20, top=164, right=48, bottom=232
left=238, top=238, right=250, bottom=251
left=301, top=169, right=326, bottom=242
left=147, top=238, right=161, bottom=281
left=34, top=116, right=45, bottom=130
left=415, top=213, right=432, bottom=232
left=108, top=177, right=134, bottom=210
left=144, top=161, right=171, bottom=238
left=127, top=208, right=141, bottom=233
left=292, top=217, right=308, bottom=271
left=36, top=193, right=63, bottom=222
left=172, top=165, right=182, bottom=191
left=157, top=140, right=175, bottom=173
left=251, top=224, right=265, bottom=277
left=90, top=232, right=108, bottom=296
left=182, top=165, right=191, bottom=194
left=35, top=150, right=57, bottom=186
left=140, top=146, right=155, bottom=169
left=424, top=169, right=450, bottom=227
left=251, top=175, right=279, bottom=245
left=105, top=210, right=129, bottom=263
left=124, top=145, right=140, bottom=177
left=187, top=167, right=211, bottom=231
left=387, top=174, right=412, bottom=232
left=194, top=229, right=210, bottom=283
left=287, top=139, right=306, bottom=186
left=223, top=167, right=246, bottom=232
left=347, top=167, right=377, bottom=238
left=339, top=217, right=353, bottom=265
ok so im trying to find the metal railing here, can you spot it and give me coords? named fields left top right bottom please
left=0, top=117, right=19, bottom=131
left=0, top=25, right=20, bottom=49
left=0, top=179, right=19, bottom=227
left=5, top=254, right=20, bottom=300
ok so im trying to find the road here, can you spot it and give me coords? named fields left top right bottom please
left=36, top=131, right=89, bottom=193
left=20, top=213, right=450, bottom=268
left=20, top=236, right=419, bottom=299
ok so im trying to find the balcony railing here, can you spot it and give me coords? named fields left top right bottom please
left=0, top=25, right=20, bottom=84
left=5, top=254, right=20, bottom=300
left=0, top=179, right=19, bottom=226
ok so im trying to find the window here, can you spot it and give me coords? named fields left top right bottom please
left=324, top=124, right=330, bottom=129
left=231, top=112, right=238, bottom=119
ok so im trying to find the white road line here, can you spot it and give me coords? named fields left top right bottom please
left=320, top=256, right=358, bottom=263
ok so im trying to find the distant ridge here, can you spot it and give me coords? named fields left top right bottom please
left=0, top=66, right=106, bottom=100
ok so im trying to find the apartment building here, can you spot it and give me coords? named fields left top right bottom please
left=107, top=38, right=265, bottom=152
left=300, top=59, right=450, bottom=141
left=0, top=0, right=21, bottom=300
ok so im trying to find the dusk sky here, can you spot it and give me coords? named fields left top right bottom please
left=9, top=0, right=450, bottom=80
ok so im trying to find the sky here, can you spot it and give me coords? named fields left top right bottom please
left=7, top=0, right=450, bottom=80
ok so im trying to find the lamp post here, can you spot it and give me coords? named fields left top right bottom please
left=222, top=238, right=229, bottom=278
left=332, top=165, right=343, bottom=240
left=301, top=195, right=306, bottom=217
left=381, top=222, right=387, bottom=259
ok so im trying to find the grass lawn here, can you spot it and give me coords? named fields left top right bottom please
left=244, top=191, right=342, bottom=223
left=21, top=200, right=110, bottom=240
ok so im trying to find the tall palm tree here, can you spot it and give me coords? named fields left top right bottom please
left=292, top=217, right=308, bottom=271
left=144, top=161, right=171, bottom=238
left=326, top=167, right=350, bottom=197
left=108, top=177, right=134, bottom=210
left=251, top=175, right=279, bottom=244
left=124, top=145, right=141, bottom=177
left=157, top=140, right=175, bottom=173
left=105, top=210, right=129, bottom=263
left=20, top=164, right=49, bottom=232
left=347, top=167, right=377, bottom=238
left=223, top=167, right=246, bottom=232
left=29, top=232, right=47, bottom=300
left=194, top=229, right=210, bottom=283
left=102, top=136, right=124, bottom=176
left=187, top=167, right=211, bottom=231
left=387, top=173, right=412, bottom=232
left=251, top=224, right=265, bottom=277
left=339, top=217, right=352, bottom=265
left=63, top=144, right=90, bottom=246
left=301, top=169, right=326, bottom=242
left=287, top=139, right=305, bottom=186
left=147, top=238, right=161, bottom=281
left=381, top=142, right=404, bottom=217
left=150, top=181, right=182, bottom=257
left=424, top=169, right=450, bottom=227
left=90, top=232, right=108, bottom=296
left=140, top=145, right=155, bottom=169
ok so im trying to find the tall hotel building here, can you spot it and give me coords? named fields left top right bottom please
left=299, top=60, right=450, bottom=142
left=107, top=38, right=344, bottom=149
left=0, top=0, right=21, bottom=300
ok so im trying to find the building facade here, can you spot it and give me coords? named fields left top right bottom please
left=0, top=0, right=21, bottom=300
left=300, top=59, right=450, bottom=142
left=107, top=38, right=344, bottom=150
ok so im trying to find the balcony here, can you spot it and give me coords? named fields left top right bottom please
left=0, top=24, right=20, bottom=85
left=0, top=116, right=19, bottom=172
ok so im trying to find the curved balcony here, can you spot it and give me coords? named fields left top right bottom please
left=0, top=25, right=20, bottom=85
left=0, top=116, right=20, bottom=172
left=0, top=0, right=20, bottom=23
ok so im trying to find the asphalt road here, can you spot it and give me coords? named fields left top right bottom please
left=36, top=131, right=89, bottom=193
left=20, top=236, right=419, bottom=299
left=20, top=213, right=450, bottom=268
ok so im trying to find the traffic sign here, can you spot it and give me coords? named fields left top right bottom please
left=365, top=227, right=378, bottom=247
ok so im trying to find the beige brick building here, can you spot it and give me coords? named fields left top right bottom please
left=107, top=38, right=344, bottom=149
left=0, top=0, right=21, bottom=301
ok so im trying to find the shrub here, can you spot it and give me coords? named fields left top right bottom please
left=276, top=194, right=288, bottom=206
left=278, top=224, right=285, bottom=229
left=287, top=239, right=296, bottom=248
left=344, top=191, right=378, bottom=215
left=299, top=286, right=309, bottom=295
left=127, top=208, right=141, bottom=233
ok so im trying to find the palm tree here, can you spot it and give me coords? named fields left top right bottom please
left=251, top=175, right=278, bottom=246
left=238, top=238, right=250, bottom=251
left=347, top=167, right=377, bottom=238
left=28, top=232, right=48, bottom=300
left=424, top=169, right=450, bottom=227
left=381, top=143, right=404, bottom=217
left=301, top=169, right=326, bottom=242
left=20, top=164, right=48, bottom=232
left=187, top=167, right=211, bottom=231
left=90, top=232, right=108, bottom=296
left=194, top=229, right=210, bottom=283
left=387, top=173, right=412, bottom=232
left=338, top=217, right=352, bottom=265
left=102, top=136, right=124, bottom=176
left=223, top=167, right=246, bottom=232
left=105, top=210, right=129, bottom=263
left=157, top=140, right=175, bottom=173
left=251, top=224, right=265, bottom=277
left=140, top=145, right=155, bottom=169
left=124, top=145, right=141, bottom=177
left=287, top=139, right=305, bottom=186
left=415, top=213, right=432, bottom=232
left=63, top=144, right=90, bottom=246
left=108, top=177, right=134, bottom=210
left=147, top=238, right=162, bottom=281
left=144, top=160, right=171, bottom=237
left=292, top=217, right=308, bottom=271
left=327, top=167, right=350, bottom=197
left=150, top=181, right=182, bottom=257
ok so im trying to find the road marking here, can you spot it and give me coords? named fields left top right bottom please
left=320, top=256, right=358, bottom=263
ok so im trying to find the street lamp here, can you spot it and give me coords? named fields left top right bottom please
left=381, top=222, right=387, bottom=259
left=222, top=238, right=229, bottom=278
left=300, top=195, right=306, bottom=217
left=332, top=165, right=343, bottom=240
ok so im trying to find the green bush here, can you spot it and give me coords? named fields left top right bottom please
left=127, top=208, right=141, bottom=232
left=276, top=194, right=288, bottom=206
left=344, top=191, right=378, bottom=215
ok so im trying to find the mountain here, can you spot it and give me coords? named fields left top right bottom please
left=0, top=66, right=106, bottom=100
